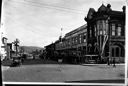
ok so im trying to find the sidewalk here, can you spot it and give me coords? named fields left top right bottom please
left=1, top=59, right=12, bottom=66
left=1, top=66, right=10, bottom=71
left=82, top=63, right=125, bottom=66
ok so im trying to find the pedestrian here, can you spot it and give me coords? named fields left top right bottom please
left=58, top=58, right=63, bottom=71
left=113, top=57, right=116, bottom=67
left=107, top=57, right=110, bottom=65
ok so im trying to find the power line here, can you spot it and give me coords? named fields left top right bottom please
left=10, top=0, right=86, bottom=15
left=24, top=0, right=86, bottom=12
left=5, top=0, right=87, bottom=36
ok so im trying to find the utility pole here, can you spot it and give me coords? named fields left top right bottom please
left=107, top=17, right=111, bottom=64
left=13, top=39, right=19, bottom=56
left=1, top=0, right=3, bottom=86
left=60, top=28, right=63, bottom=43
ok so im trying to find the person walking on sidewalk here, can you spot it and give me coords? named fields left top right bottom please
left=107, top=57, right=110, bottom=65
left=113, top=57, right=116, bottom=67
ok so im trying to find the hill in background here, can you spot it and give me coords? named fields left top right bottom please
left=20, top=46, right=44, bottom=54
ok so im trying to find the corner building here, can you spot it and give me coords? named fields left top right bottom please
left=85, top=4, right=125, bottom=63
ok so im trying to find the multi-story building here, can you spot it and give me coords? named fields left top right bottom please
left=5, top=40, right=20, bottom=60
left=45, top=4, right=125, bottom=63
left=85, top=4, right=125, bottom=62
left=55, top=24, right=87, bottom=63
left=0, top=28, right=7, bottom=61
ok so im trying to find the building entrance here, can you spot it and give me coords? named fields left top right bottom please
left=111, top=46, right=121, bottom=58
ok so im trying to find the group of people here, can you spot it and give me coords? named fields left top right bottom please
left=107, top=57, right=116, bottom=67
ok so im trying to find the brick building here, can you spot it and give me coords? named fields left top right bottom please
left=45, top=4, right=125, bottom=63
left=85, top=4, right=125, bottom=62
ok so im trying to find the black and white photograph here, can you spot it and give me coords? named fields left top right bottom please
left=1, top=0, right=127, bottom=86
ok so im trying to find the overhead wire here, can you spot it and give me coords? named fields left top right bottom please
left=5, top=0, right=87, bottom=37
left=10, top=0, right=86, bottom=15
left=24, top=0, right=86, bottom=13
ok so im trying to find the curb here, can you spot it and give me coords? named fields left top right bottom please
left=82, top=64, right=125, bottom=66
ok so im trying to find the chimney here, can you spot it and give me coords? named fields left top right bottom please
left=107, top=4, right=111, bottom=9
left=122, top=6, right=126, bottom=13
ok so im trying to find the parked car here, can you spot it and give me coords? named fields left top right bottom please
left=10, top=56, right=22, bottom=67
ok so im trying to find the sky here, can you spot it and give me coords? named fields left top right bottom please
left=2, top=0, right=125, bottom=47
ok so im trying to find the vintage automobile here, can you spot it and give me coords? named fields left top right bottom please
left=10, top=56, right=22, bottom=67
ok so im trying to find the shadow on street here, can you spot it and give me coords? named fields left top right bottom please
left=65, top=79, right=125, bottom=83
left=2, top=59, right=60, bottom=66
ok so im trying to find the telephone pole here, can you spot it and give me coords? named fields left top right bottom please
left=13, top=39, right=19, bottom=56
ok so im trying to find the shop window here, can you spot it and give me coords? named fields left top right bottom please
left=121, top=48, right=124, bottom=57
left=116, top=47, right=119, bottom=57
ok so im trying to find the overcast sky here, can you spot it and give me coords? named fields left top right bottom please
left=2, top=0, right=125, bottom=47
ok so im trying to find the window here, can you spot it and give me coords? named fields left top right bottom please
left=97, top=20, right=104, bottom=35
left=66, top=41, right=68, bottom=47
left=117, top=24, right=122, bottom=36
left=103, top=30, right=106, bottom=35
left=79, top=35, right=81, bottom=43
left=106, top=20, right=108, bottom=34
left=69, top=40, right=70, bottom=46
left=103, top=20, right=106, bottom=35
left=97, top=24, right=99, bottom=35
left=112, top=24, right=115, bottom=36
left=72, top=38, right=74, bottom=45
left=85, top=29, right=87, bottom=32
left=90, top=29, right=92, bottom=37
left=99, top=30, right=102, bottom=35
left=75, top=37, right=77, bottom=44
left=83, top=33, right=86, bottom=42
left=73, top=38, right=75, bottom=44
left=99, top=21, right=103, bottom=35
left=94, top=26, right=96, bottom=36
left=117, top=27, right=121, bottom=36
left=83, top=33, right=86, bottom=39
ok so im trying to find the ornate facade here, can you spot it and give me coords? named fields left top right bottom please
left=45, top=4, right=125, bottom=63
left=85, top=4, right=125, bottom=62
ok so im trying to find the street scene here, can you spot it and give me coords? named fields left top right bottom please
left=1, top=0, right=126, bottom=85
left=2, top=60, right=124, bottom=83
